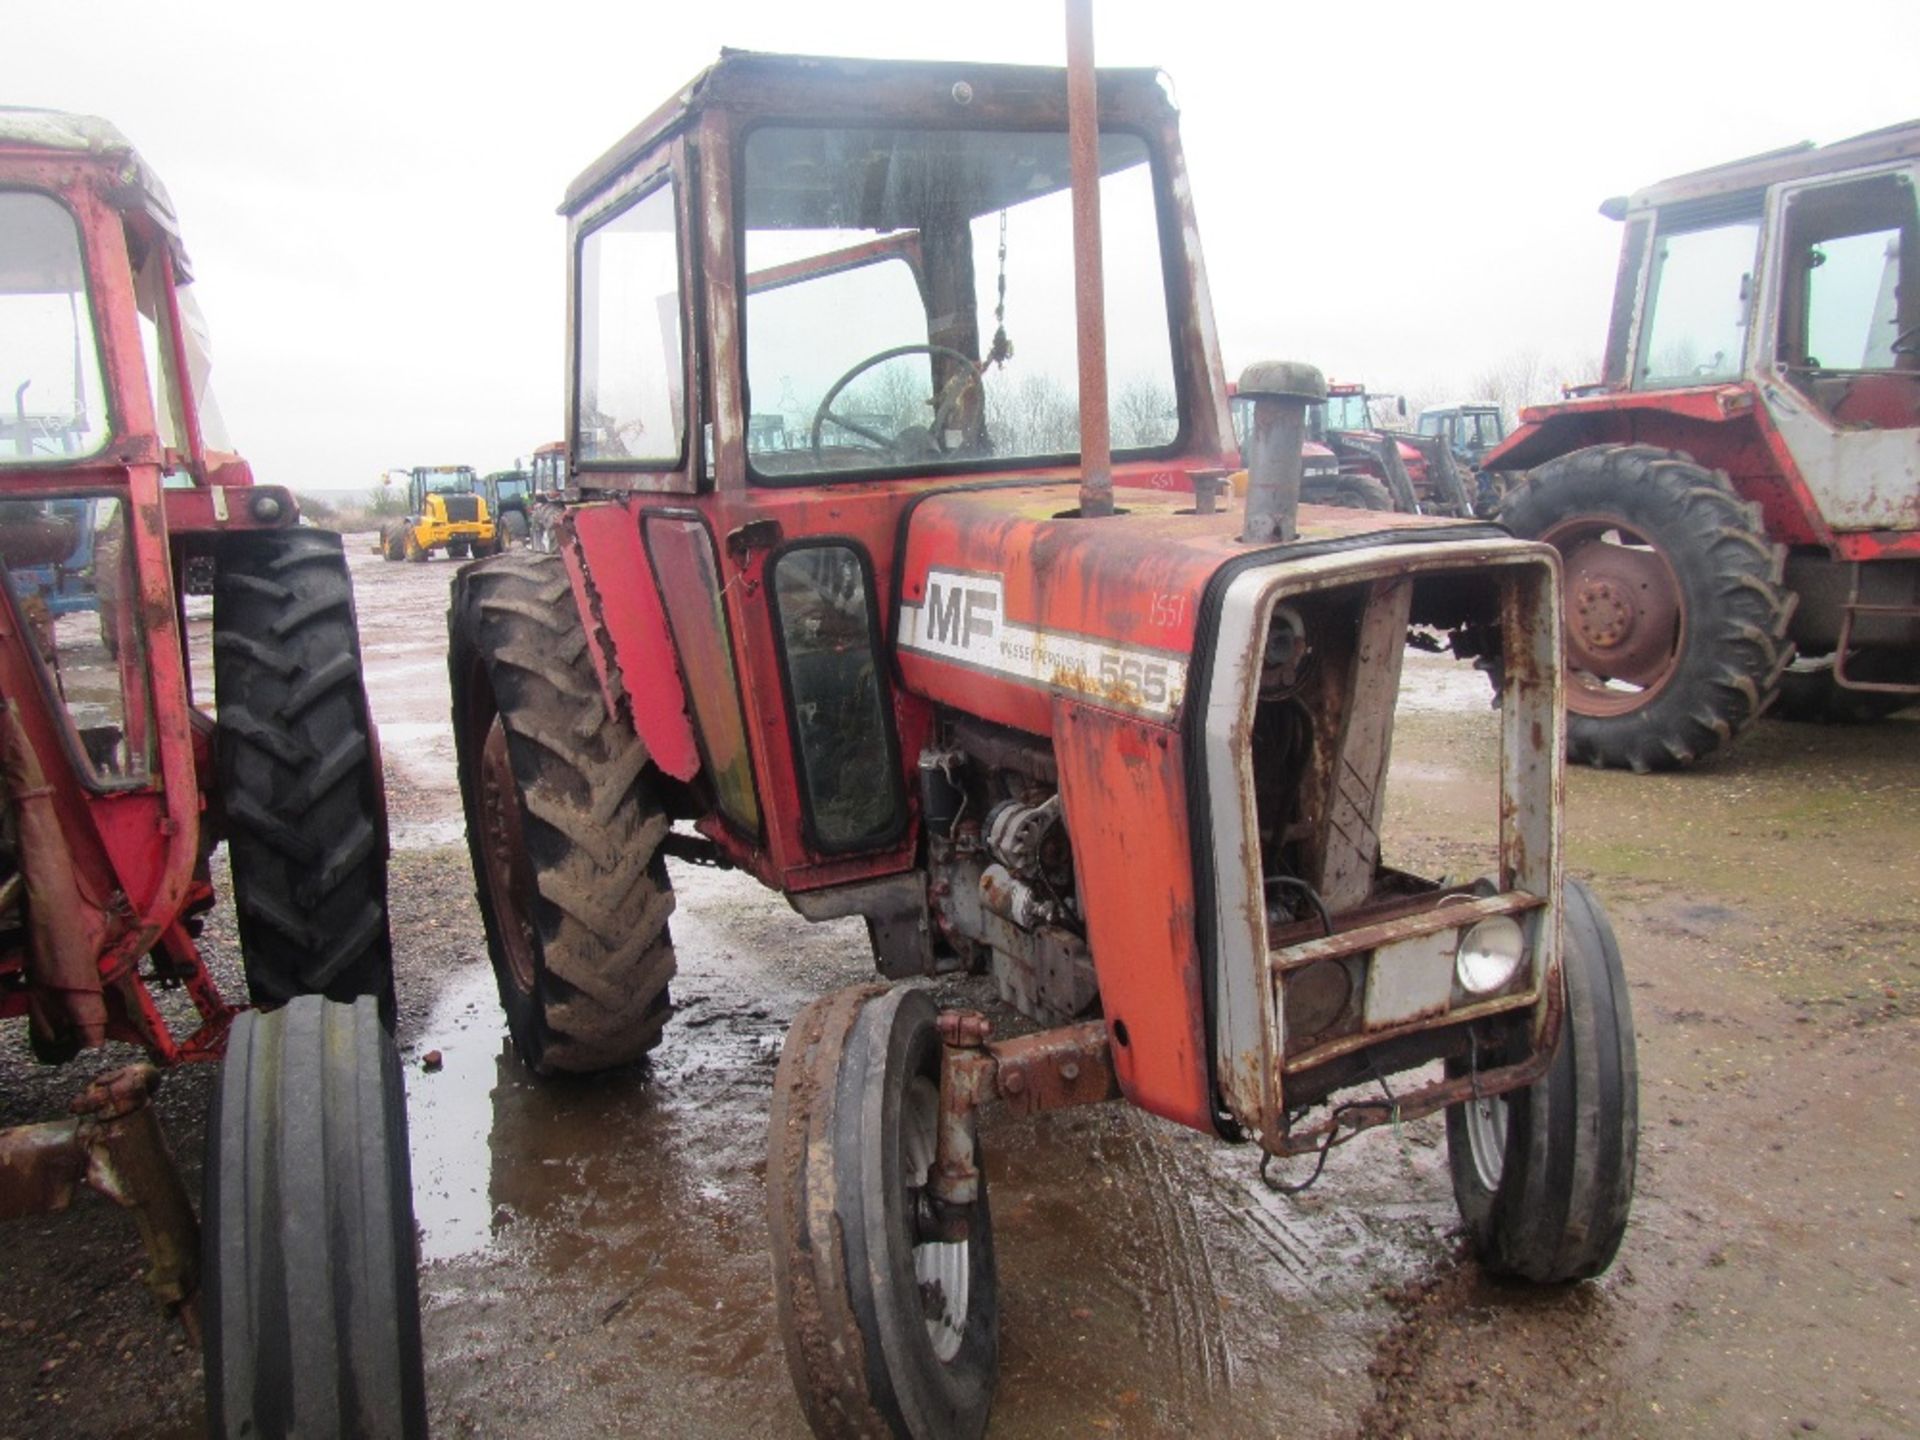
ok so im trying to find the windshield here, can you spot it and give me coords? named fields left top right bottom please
left=0, top=192, right=110, bottom=465
left=741, top=126, right=1179, bottom=480
left=1639, top=217, right=1760, bottom=386
left=1461, top=410, right=1504, bottom=447
left=418, top=468, right=475, bottom=495
left=1323, top=392, right=1372, bottom=430
left=494, top=476, right=531, bottom=500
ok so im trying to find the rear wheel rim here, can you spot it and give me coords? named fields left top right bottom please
left=1540, top=515, right=1686, bottom=718
left=477, top=717, right=539, bottom=996
left=901, top=1072, right=970, bottom=1364
left=1464, top=1091, right=1509, bottom=1193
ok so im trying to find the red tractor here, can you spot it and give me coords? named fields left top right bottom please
left=1485, top=121, right=1920, bottom=768
left=450, top=31, right=1638, bottom=1438
left=0, top=112, right=421, bottom=1435
left=1313, top=381, right=1477, bottom=517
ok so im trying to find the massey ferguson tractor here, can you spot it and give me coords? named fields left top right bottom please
left=450, top=22, right=1638, bottom=1437
left=0, top=111, right=422, bottom=1436
left=1485, top=121, right=1920, bottom=767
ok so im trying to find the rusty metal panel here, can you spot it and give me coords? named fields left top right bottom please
left=1049, top=698, right=1212, bottom=1133
left=566, top=502, right=702, bottom=782
left=1316, top=577, right=1411, bottom=912
left=1201, top=539, right=1562, bottom=1144
left=1360, top=929, right=1455, bottom=1029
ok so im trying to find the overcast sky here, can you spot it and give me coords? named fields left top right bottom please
left=15, top=0, right=1918, bottom=495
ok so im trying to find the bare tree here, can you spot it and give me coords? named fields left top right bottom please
left=985, top=371, right=1078, bottom=456
left=1465, top=348, right=1605, bottom=427
left=1112, top=375, right=1177, bottom=449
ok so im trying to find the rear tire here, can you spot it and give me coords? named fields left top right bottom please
left=1499, top=444, right=1793, bottom=771
left=769, top=985, right=999, bottom=1439
left=1445, top=879, right=1638, bottom=1283
left=213, top=528, right=393, bottom=1022
left=203, top=995, right=426, bottom=1440
left=501, top=509, right=530, bottom=546
left=380, top=523, right=406, bottom=562
left=449, top=550, right=676, bottom=1073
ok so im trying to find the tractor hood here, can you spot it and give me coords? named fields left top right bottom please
left=894, top=481, right=1487, bottom=736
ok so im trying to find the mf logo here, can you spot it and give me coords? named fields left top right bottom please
left=923, top=574, right=999, bottom=652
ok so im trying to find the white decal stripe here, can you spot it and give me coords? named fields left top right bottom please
left=899, top=569, right=1188, bottom=719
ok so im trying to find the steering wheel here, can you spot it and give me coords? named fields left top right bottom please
left=809, top=344, right=985, bottom=462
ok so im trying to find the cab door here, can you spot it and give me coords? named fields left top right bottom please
left=1759, top=165, right=1920, bottom=532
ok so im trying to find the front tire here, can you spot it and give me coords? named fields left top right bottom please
left=213, top=528, right=393, bottom=1021
left=203, top=995, right=426, bottom=1439
left=1446, top=879, right=1638, bottom=1283
left=449, top=551, right=676, bottom=1073
left=769, top=985, right=999, bottom=1440
left=1499, top=444, right=1793, bottom=771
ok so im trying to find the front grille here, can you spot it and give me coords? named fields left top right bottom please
left=441, top=495, right=480, bottom=523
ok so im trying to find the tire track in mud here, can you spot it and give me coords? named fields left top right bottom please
left=1107, top=1113, right=1236, bottom=1406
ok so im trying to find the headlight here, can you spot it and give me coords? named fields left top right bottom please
left=1455, top=916, right=1525, bottom=995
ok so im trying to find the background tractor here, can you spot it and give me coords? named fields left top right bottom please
left=524, top=440, right=569, bottom=552
left=1314, top=382, right=1477, bottom=516
left=1485, top=121, right=1920, bottom=768
left=0, top=111, right=422, bottom=1435
left=478, top=466, right=534, bottom=550
left=377, top=462, right=495, bottom=561
left=449, top=22, right=1636, bottom=1439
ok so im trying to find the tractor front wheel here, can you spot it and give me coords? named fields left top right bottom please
left=1445, top=879, right=1638, bottom=1283
left=203, top=995, right=426, bottom=1439
left=1498, top=444, right=1793, bottom=771
left=769, top=985, right=1000, bottom=1440
left=449, top=551, right=676, bottom=1073
left=213, top=528, right=393, bottom=1021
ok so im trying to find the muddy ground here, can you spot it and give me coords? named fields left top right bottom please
left=0, top=534, right=1914, bottom=1439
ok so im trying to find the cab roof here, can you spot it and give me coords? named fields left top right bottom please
left=561, top=49, right=1174, bottom=218
left=1620, top=117, right=1920, bottom=214
left=0, top=107, right=191, bottom=278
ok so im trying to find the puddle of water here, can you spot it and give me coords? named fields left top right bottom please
left=412, top=862, right=1458, bottom=1437
left=405, top=964, right=511, bottom=1261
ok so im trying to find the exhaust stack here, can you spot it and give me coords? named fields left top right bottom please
left=1065, top=0, right=1112, bottom=518
left=1237, top=361, right=1326, bottom=544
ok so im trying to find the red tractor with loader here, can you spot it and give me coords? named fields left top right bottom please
left=450, top=24, right=1638, bottom=1438
left=1485, top=121, right=1920, bottom=768
left=0, top=110, right=421, bottom=1436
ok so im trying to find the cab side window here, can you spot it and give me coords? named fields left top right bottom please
left=771, top=544, right=903, bottom=850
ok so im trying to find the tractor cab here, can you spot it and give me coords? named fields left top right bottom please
left=411, top=463, right=477, bottom=508
left=1417, top=401, right=1507, bottom=467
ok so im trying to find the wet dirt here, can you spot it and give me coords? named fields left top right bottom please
left=0, top=547, right=1915, bottom=1438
